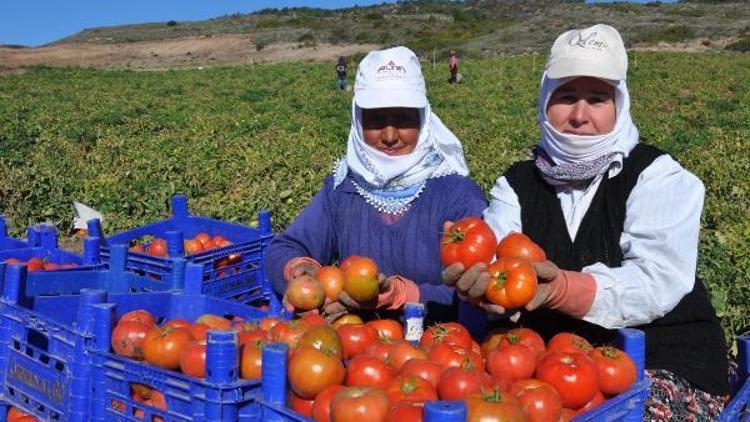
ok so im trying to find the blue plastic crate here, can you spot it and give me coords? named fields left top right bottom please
left=0, top=217, right=28, bottom=252
left=87, top=195, right=276, bottom=306
left=719, top=336, right=750, bottom=421
left=0, top=232, right=101, bottom=272
left=0, top=262, right=285, bottom=422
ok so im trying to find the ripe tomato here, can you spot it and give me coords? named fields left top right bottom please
left=346, top=355, right=396, bottom=389
left=183, top=238, right=204, bottom=255
left=485, top=257, right=537, bottom=308
left=211, top=235, right=231, bottom=248
left=427, top=343, right=484, bottom=371
left=194, top=232, right=212, bottom=249
left=316, top=266, right=345, bottom=301
left=560, top=408, right=578, bottom=421
left=495, top=232, right=546, bottom=262
left=331, top=314, right=364, bottom=329
left=439, top=216, right=497, bottom=268
left=437, top=366, right=493, bottom=401
left=399, top=359, right=445, bottom=388
left=7, top=407, right=33, bottom=422
left=129, top=244, right=146, bottom=253
left=288, top=347, right=346, bottom=399
left=288, top=392, right=315, bottom=418
left=387, top=341, right=427, bottom=370
left=286, top=275, right=326, bottom=311
left=298, top=325, right=343, bottom=359
left=419, top=322, right=473, bottom=351
left=111, top=321, right=150, bottom=359
left=330, top=387, right=390, bottom=422
left=240, top=340, right=264, bottom=379
left=15, top=416, right=38, bottom=422
left=271, top=319, right=310, bottom=352
left=180, top=340, right=206, bottom=378
left=142, top=326, right=193, bottom=370
left=384, top=376, right=437, bottom=403
left=387, top=400, right=423, bottom=422
left=195, top=314, right=232, bottom=330
left=189, top=323, right=209, bottom=341
left=342, top=257, right=379, bottom=302
left=259, top=316, right=282, bottom=331
left=575, top=390, right=605, bottom=415
left=339, top=255, right=362, bottom=272
left=119, top=309, right=156, bottom=326
left=509, top=379, right=562, bottom=422
left=498, top=328, right=546, bottom=359
left=536, top=352, right=599, bottom=409
left=312, top=384, right=345, bottom=422
left=365, top=338, right=395, bottom=362
left=26, top=257, right=44, bottom=272
left=486, top=343, right=536, bottom=383
left=337, top=323, right=378, bottom=359
left=481, top=328, right=509, bottom=358
left=148, top=239, right=168, bottom=257
left=300, top=313, right=327, bottom=328
left=465, top=388, right=526, bottom=422
left=237, top=326, right=268, bottom=346
left=589, top=346, right=637, bottom=396
left=547, top=332, right=593, bottom=355
left=366, top=319, right=404, bottom=341
left=164, top=319, right=192, bottom=330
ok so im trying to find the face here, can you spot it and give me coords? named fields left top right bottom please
left=546, top=77, right=616, bottom=136
left=361, top=107, right=420, bottom=155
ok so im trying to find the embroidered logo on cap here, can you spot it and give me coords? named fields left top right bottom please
left=569, top=31, right=608, bottom=51
left=376, top=60, right=407, bottom=81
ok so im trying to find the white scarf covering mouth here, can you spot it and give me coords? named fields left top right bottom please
left=535, top=72, right=640, bottom=183
left=336, top=99, right=470, bottom=191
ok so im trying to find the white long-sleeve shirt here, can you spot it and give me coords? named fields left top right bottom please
left=483, top=154, right=705, bottom=329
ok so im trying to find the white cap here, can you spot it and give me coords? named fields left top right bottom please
left=354, top=46, right=427, bottom=109
left=73, top=202, right=103, bottom=230
left=546, top=24, right=628, bottom=81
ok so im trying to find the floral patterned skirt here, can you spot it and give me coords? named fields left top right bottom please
left=645, top=369, right=726, bottom=421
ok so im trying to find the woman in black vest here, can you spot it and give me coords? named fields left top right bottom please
left=443, top=24, right=728, bottom=419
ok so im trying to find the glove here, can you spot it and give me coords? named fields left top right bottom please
left=376, top=275, right=420, bottom=310
left=525, top=264, right=596, bottom=319
left=283, top=257, right=322, bottom=282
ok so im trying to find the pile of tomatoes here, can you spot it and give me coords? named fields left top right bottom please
left=3, top=257, right=78, bottom=271
left=6, top=407, right=37, bottom=422
left=441, top=217, right=547, bottom=309
left=278, top=317, right=637, bottom=422
left=286, top=255, right=380, bottom=311
left=128, top=232, right=233, bottom=257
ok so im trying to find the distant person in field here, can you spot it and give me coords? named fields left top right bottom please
left=335, top=56, right=347, bottom=91
left=448, top=50, right=458, bottom=84
left=266, top=46, right=487, bottom=329
left=444, top=24, right=728, bottom=419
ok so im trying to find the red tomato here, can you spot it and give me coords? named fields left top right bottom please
left=338, top=255, right=362, bottom=272
left=536, top=352, right=599, bottom=409
left=259, top=316, right=282, bottom=332
left=271, top=319, right=310, bottom=351
left=481, top=328, right=509, bottom=358
left=466, top=388, right=526, bottom=422
left=43, top=262, right=60, bottom=270
left=142, top=326, right=193, bottom=370
left=180, top=340, right=207, bottom=378
left=485, top=257, right=537, bottom=308
left=164, top=319, right=192, bottom=330
left=119, top=309, right=156, bottom=326
left=365, top=338, right=395, bottom=362
left=288, top=347, right=346, bottom=399
left=419, top=322, right=473, bottom=351
left=287, top=275, right=326, bottom=311
left=316, top=266, right=345, bottom=301
left=366, top=319, right=404, bottom=341
left=189, top=323, right=209, bottom=341
left=211, top=235, right=230, bottom=248
left=437, top=366, right=493, bottom=401
left=427, top=343, right=484, bottom=371
left=289, top=392, right=315, bottom=418
left=194, top=232, right=212, bottom=249
left=575, top=390, right=605, bottom=415
left=560, top=408, right=578, bottom=422
left=148, top=239, right=168, bottom=257
left=300, top=313, right=328, bottom=328
left=509, top=379, right=563, bottom=422
left=195, top=313, right=232, bottom=330
left=238, top=327, right=268, bottom=346
left=440, top=216, right=497, bottom=269
left=486, top=343, right=536, bottom=383
left=384, top=376, right=437, bottom=403
left=547, top=332, right=593, bottom=355
left=498, top=328, right=546, bottom=359
left=4, top=258, right=22, bottom=265
left=312, top=384, right=345, bottom=422
left=387, top=341, right=427, bottom=371
left=387, top=400, right=423, bottom=422
left=183, top=238, right=204, bottom=255
left=240, top=340, right=264, bottom=380
left=111, top=321, right=150, bottom=359
left=495, top=232, right=546, bottom=262
left=331, top=314, right=364, bottom=329
left=129, top=244, right=146, bottom=253
left=589, top=346, right=637, bottom=396
left=297, top=325, right=344, bottom=359
left=346, top=354, right=396, bottom=388
left=399, top=359, right=445, bottom=388
left=337, top=323, right=378, bottom=359
left=7, top=407, right=34, bottom=422
left=342, top=256, right=379, bottom=302
left=26, top=257, right=44, bottom=272
left=330, top=387, right=390, bottom=422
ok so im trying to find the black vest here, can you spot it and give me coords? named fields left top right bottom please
left=503, top=144, right=728, bottom=396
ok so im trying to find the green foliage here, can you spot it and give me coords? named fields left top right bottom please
left=1, top=52, right=749, bottom=344
left=633, top=25, right=696, bottom=44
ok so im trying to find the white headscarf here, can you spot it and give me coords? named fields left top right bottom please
left=535, top=72, right=640, bottom=181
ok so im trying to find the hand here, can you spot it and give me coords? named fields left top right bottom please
left=288, top=262, right=318, bottom=281
left=282, top=292, right=323, bottom=317
left=321, top=273, right=389, bottom=321
left=533, top=260, right=560, bottom=281
left=442, top=262, right=507, bottom=316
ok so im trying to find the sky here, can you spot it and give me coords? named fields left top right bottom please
left=1, top=0, right=679, bottom=47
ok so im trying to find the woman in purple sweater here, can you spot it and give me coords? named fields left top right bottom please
left=264, top=46, right=487, bottom=327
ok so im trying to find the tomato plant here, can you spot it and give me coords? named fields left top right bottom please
left=440, top=216, right=497, bottom=268
left=485, top=256, right=537, bottom=308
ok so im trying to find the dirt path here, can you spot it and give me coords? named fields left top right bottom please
left=0, top=34, right=381, bottom=74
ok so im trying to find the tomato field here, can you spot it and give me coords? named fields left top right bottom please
left=0, top=51, right=748, bottom=342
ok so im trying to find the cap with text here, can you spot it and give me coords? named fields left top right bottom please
left=354, top=46, right=428, bottom=109
left=546, top=24, right=628, bottom=81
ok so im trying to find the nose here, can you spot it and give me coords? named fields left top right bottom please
left=568, top=100, right=589, bottom=128
left=381, top=126, right=398, bottom=146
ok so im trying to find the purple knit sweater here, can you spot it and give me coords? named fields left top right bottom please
left=265, top=173, right=487, bottom=306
